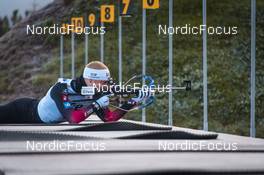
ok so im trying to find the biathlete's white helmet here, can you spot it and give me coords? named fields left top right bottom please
left=83, top=61, right=110, bottom=81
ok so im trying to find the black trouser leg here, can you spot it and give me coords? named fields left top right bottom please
left=0, top=98, right=43, bottom=124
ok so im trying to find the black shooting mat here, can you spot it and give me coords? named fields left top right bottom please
left=0, top=116, right=261, bottom=141
left=0, top=116, right=217, bottom=140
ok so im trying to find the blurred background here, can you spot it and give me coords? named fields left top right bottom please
left=0, top=0, right=263, bottom=137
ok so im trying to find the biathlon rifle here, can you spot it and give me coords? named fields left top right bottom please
left=64, top=75, right=191, bottom=111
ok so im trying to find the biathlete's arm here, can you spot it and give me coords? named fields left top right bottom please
left=93, top=89, right=152, bottom=122
left=93, top=102, right=136, bottom=122
left=67, top=87, right=152, bottom=123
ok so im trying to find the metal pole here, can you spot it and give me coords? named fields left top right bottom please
left=100, top=22, right=104, bottom=62
left=118, top=16, right=122, bottom=85
left=71, top=32, right=75, bottom=79
left=60, top=34, right=64, bottom=78
left=85, top=33, right=89, bottom=65
left=250, top=0, right=256, bottom=137
left=168, top=0, right=173, bottom=126
left=85, top=12, right=89, bottom=65
left=203, top=0, right=208, bottom=131
left=142, top=7, right=146, bottom=122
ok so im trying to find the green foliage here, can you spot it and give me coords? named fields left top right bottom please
left=0, top=72, right=10, bottom=92
left=32, top=74, right=57, bottom=88
left=0, top=16, right=10, bottom=37
left=11, top=9, right=22, bottom=26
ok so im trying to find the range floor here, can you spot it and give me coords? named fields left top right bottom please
left=0, top=115, right=263, bottom=175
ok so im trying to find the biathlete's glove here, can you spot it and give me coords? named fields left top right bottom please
left=130, top=89, right=153, bottom=104
left=95, top=95, right=109, bottom=109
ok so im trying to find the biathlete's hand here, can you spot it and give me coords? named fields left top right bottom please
left=130, top=89, right=153, bottom=103
left=96, top=95, right=109, bottom=108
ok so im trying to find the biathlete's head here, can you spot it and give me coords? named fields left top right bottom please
left=83, top=61, right=111, bottom=89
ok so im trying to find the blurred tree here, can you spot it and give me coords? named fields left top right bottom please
left=0, top=17, right=3, bottom=36
left=0, top=16, right=10, bottom=37
left=63, top=0, right=72, bottom=5
left=25, top=10, right=30, bottom=17
left=11, top=9, right=22, bottom=26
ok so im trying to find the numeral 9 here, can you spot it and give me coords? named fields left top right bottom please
left=89, top=13, right=96, bottom=26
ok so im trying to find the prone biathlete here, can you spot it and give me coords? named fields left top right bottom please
left=0, top=61, right=151, bottom=124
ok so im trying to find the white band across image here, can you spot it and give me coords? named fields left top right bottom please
left=83, top=67, right=110, bottom=81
